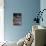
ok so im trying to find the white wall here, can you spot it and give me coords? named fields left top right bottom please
left=0, top=0, right=4, bottom=42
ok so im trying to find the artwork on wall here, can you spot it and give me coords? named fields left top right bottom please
left=33, top=9, right=46, bottom=24
left=13, top=13, right=22, bottom=25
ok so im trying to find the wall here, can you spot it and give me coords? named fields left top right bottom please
left=40, top=0, right=46, bottom=26
left=0, top=0, right=4, bottom=42
left=4, top=0, right=40, bottom=42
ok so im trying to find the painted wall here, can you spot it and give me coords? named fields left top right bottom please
left=40, top=0, right=46, bottom=26
left=0, top=0, right=4, bottom=41
left=4, top=0, right=40, bottom=42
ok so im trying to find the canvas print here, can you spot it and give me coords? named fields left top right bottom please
left=13, top=13, right=22, bottom=25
